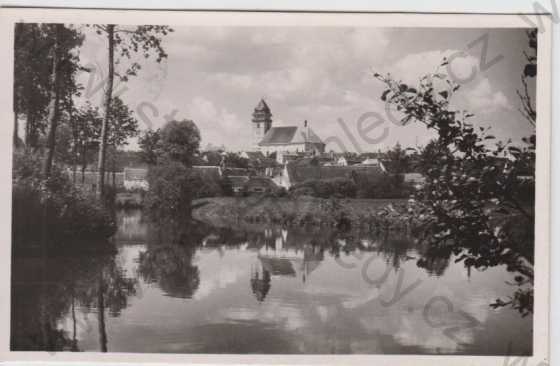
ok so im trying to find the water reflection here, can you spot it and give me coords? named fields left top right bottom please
left=11, top=209, right=533, bottom=355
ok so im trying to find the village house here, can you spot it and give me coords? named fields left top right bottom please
left=124, top=167, right=149, bottom=191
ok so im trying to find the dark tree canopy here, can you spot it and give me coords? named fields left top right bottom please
left=158, top=119, right=201, bottom=167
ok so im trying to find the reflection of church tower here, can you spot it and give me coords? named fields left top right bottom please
left=250, top=266, right=271, bottom=302
left=252, top=99, right=272, bottom=149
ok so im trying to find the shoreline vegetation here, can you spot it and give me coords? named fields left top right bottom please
left=193, top=196, right=411, bottom=230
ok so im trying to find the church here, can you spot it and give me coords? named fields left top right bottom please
left=251, top=99, right=325, bottom=163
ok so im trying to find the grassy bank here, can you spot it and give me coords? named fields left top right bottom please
left=192, top=196, right=408, bottom=230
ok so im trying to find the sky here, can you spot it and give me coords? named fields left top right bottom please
left=75, top=26, right=536, bottom=152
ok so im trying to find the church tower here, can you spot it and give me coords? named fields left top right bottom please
left=252, top=99, right=272, bottom=149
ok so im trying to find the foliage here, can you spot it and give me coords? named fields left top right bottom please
left=518, top=29, right=537, bottom=126
left=107, top=96, right=139, bottom=147
left=92, top=24, right=173, bottom=82
left=188, top=169, right=224, bottom=198
left=373, top=49, right=535, bottom=315
left=14, top=23, right=84, bottom=148
left=71, top=102, right=102, bottom=173
left=159, top=120, right=201, bottom=167
left=290, top=178, right=357, bottom=199
left=12, top=151, right=116, bottom=246
left=138, top=129, right=161, bottom=165
left=139, top=120, right=201, bottom=167
left=144, top=161, right=195, bottom=219
left=384, top=142, right=411, bottom=174
left=92, top=24, right=172, bottom=198
left=355, top=173, right=413, bottom=199
left=223, top=152, right=249, bottom=169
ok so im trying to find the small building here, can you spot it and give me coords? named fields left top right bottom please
left=361, top=158, right=387, bottom=172
left=337, top=156, right=362, bottom=167
left=68, top=169, right=124, bottom=192
left=124, top=168, right=149, bottom=191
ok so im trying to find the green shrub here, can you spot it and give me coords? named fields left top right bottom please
left=12, top=151, right=116, bottom=246
left=290, top=178, right=357, bottom=198
left=355, top=173, right=413, bottom=199
left=144, top=161, right=194, bottom=220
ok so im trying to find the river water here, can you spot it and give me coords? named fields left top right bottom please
left=11, top=209, right=532, bottom=354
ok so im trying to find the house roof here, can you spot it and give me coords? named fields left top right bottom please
left=361, top=158, right=382, bottom=166
left=243, top=151, right=266, bottom=160
left=192, top=166, right=222, bottom=181
left=259, top=125, right=324, bottom=146
left=260, top=126, right=298, bottom=145
left=223, top=167, right=250, bottom=176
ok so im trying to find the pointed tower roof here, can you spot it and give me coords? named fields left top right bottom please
left=255, top=99, right=271, bottom=112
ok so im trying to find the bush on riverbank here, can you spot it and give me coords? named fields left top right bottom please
left=12, top=151, right=116, bottom=246
left=290, top=177, right=357, bottom=199
left=355, top=173, right=414, bottom=199
left=144, top=161, right=195, bottom=220
left=192, top=196, right=410, bottom=231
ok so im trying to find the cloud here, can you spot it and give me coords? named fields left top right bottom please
left=185, top=97, right=252, bottom=150
left=463, top=78, right=512, bottom=112
left=384, top=49, right=478, bottom=86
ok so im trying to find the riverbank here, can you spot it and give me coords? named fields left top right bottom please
left=192, top=196, right=408, bottom=230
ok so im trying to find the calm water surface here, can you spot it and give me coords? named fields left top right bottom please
left=11, top=209, right=532, bottom=354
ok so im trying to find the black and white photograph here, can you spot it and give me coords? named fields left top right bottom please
left=0, top=8, right=552, bottom=364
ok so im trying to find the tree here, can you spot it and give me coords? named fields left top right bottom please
left=223, top=152, right=249, bottom=169
left=107, top=97, right=139, bottom=148
left=138, top=129, right=161, bottom=165
left=158, top=119, right=201, bottom=167
left=373, top=50, right=536, bottom=315
left=93, top=24, right=172, bottom=199
left=385, top=142, right=410, bottom=174
left=14, top=24, right=52, bottom=148
left=518, top=29, right=537, bottom=127
left=14, top=24, right=84, bottom=151
left=41, top=24, right=64, bottom=178
left=105, top=97, right=139, bottom=183
left=73, top=103, right=102, bottom=182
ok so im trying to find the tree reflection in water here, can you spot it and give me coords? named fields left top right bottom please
left=11, top=209, right=533, bottom=353
left=11, top=239, right=137, bottom=352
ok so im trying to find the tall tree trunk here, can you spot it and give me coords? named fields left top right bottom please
left=112, top=147, right=116, bottom=187
left=69, top=108, right=78, bottom=183
left=13, top=108, right=19, bottom=148
left=97, top=24, right=115, bottom=200
left=42, top=24, right=63, bottom=178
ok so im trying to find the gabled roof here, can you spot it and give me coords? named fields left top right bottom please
left=259, top=125, right=324, bottom=146
left=242, top=151, right=266, bottom=160
left=259, top=126, right=298, bottom=145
